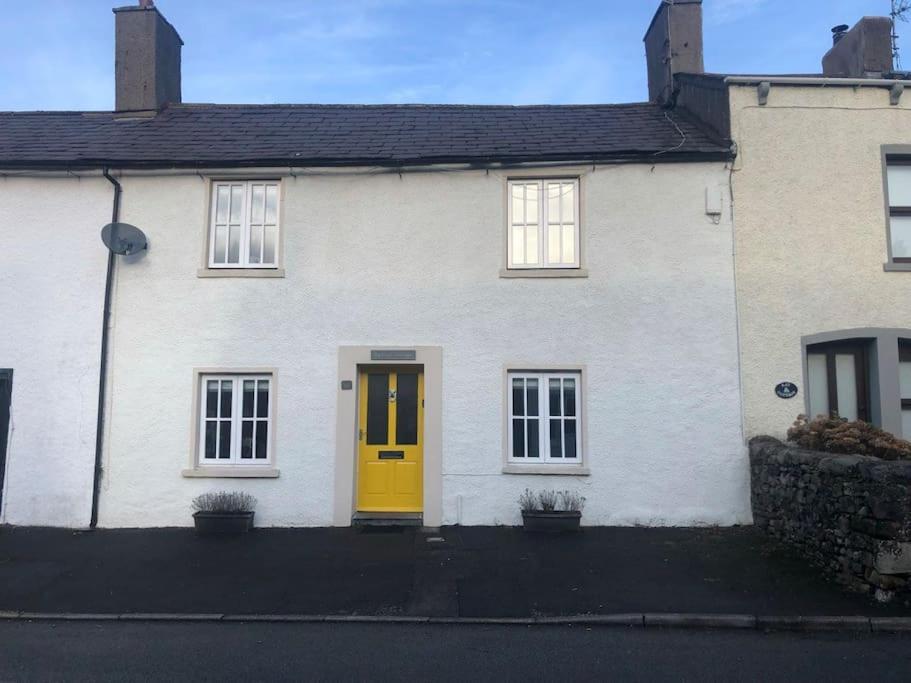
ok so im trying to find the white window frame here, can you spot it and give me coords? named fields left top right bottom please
left=197, top=374, right=274, bottom=467
left=207, top=180, right=281, bottom=269
left=507, top=371, right=582, bottom=464
left=507, top=178, right=580, bottom=270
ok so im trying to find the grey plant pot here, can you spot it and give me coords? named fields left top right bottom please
left=521, top=510, right=582, bottom=533
left=193, top=511, right=255, bottom=536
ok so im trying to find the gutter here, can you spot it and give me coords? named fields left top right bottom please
left=724, top=75, right=911, bottom=87
left=0, top=152, right=735, bottom=178
left=91, top=169, right=120, bottom=528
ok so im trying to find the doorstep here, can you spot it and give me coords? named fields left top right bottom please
left=351, top=512, right=423, bottom=528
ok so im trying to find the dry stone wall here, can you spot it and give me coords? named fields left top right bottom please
left=750, top=437, right=911, bottom=602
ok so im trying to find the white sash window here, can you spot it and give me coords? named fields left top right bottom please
left=507, top=179, right=580, bottom=269
left=508, top=371, right=581, bottom=463
left=198, top=375, right=272, bottom=465
left=208, top=181, right=280, bottom=268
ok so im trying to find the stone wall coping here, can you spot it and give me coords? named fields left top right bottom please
left=749, top=437, right=911, bottom=484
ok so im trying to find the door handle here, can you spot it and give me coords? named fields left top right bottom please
left=358, top=429, right=364, bottom=441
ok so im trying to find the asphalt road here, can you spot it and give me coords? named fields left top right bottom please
left=0, top=621, right=910, bottom=682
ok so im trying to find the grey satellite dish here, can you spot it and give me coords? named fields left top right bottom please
left=101, top=222, right=148, bottom=256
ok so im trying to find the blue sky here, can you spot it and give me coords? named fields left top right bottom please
left=0, top=0, right=904, bottom=110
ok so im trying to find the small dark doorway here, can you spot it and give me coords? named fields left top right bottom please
left=0, top=370, right=11, bottom=510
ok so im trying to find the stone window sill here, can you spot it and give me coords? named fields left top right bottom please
left=182, top=467, right=280, bottom=479
left=502, top=465, right=590, bottom=476
left=883, top=262, right=911, bottom=272
left=197, top=268, right=286, bottom=278
left=499, top=268, right=589, bottom=279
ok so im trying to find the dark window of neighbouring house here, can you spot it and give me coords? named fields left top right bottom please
left=806, top=340, right=871, bottom=422
left=900, top=341, right=911, bottom=437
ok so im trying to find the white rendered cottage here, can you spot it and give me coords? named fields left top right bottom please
left=0, top=1, right=749, bottom=528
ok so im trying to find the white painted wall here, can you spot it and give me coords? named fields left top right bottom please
left=96, top=163, right=749, bottom=528
left=728, top=85, right=911, bottom=439
left=0, top=176, right=110, bottom=527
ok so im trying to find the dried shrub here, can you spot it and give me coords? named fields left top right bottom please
left=537, top=490, right=559, bottom=511
left=558, top=490, right=586, bottom=512
left=518, top=488, right=586, bottom=512
left=518, top=488, right=538, bottom=512
left=192, top=491, right=257, bottom=513
left=787, top=414, right=911, bottom=461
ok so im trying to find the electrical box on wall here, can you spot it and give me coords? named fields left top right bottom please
left=705, top=187, right=723, bottom=222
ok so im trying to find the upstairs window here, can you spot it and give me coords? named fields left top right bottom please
left=886, top=162, right=911, bottom=263
left=208, top=181, right=280, bottom=268
left=806, top=340, right=870, bottom=422
left=507, top=179, right=580, bottom=269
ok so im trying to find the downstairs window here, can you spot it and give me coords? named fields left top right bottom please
left=508, top=371, right=581, bottom=463
left=198, top=374, right=273, bottom=465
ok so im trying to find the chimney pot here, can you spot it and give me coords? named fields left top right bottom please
left=832, top=24, right=850, bottom=45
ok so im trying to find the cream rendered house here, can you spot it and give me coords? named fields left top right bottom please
left=0, top=1, right=751, bottom=528
left=672, top=15, right=911, bottom=440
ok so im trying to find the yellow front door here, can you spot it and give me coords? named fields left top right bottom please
left=357, top=368, right=423, bottom=512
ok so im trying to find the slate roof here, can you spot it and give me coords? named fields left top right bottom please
left=0, top=102, right=731, bottom=169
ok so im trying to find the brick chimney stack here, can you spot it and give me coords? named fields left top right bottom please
left=644, top=0, right=705, bottom=105
left=822, top=17, right=893, bottom=78
left=113, top=1, right=183, bottom=112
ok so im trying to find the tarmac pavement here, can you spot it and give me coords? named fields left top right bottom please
left=0, top=525, right=909, bottom=621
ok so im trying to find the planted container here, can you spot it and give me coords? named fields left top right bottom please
left=519, top=489, right=585, bottom=534
left=192, top=510, right=255, bottom=535
left=521, top=509, right=582, bottom=533
left=191, top=491, right=257, bottom=536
